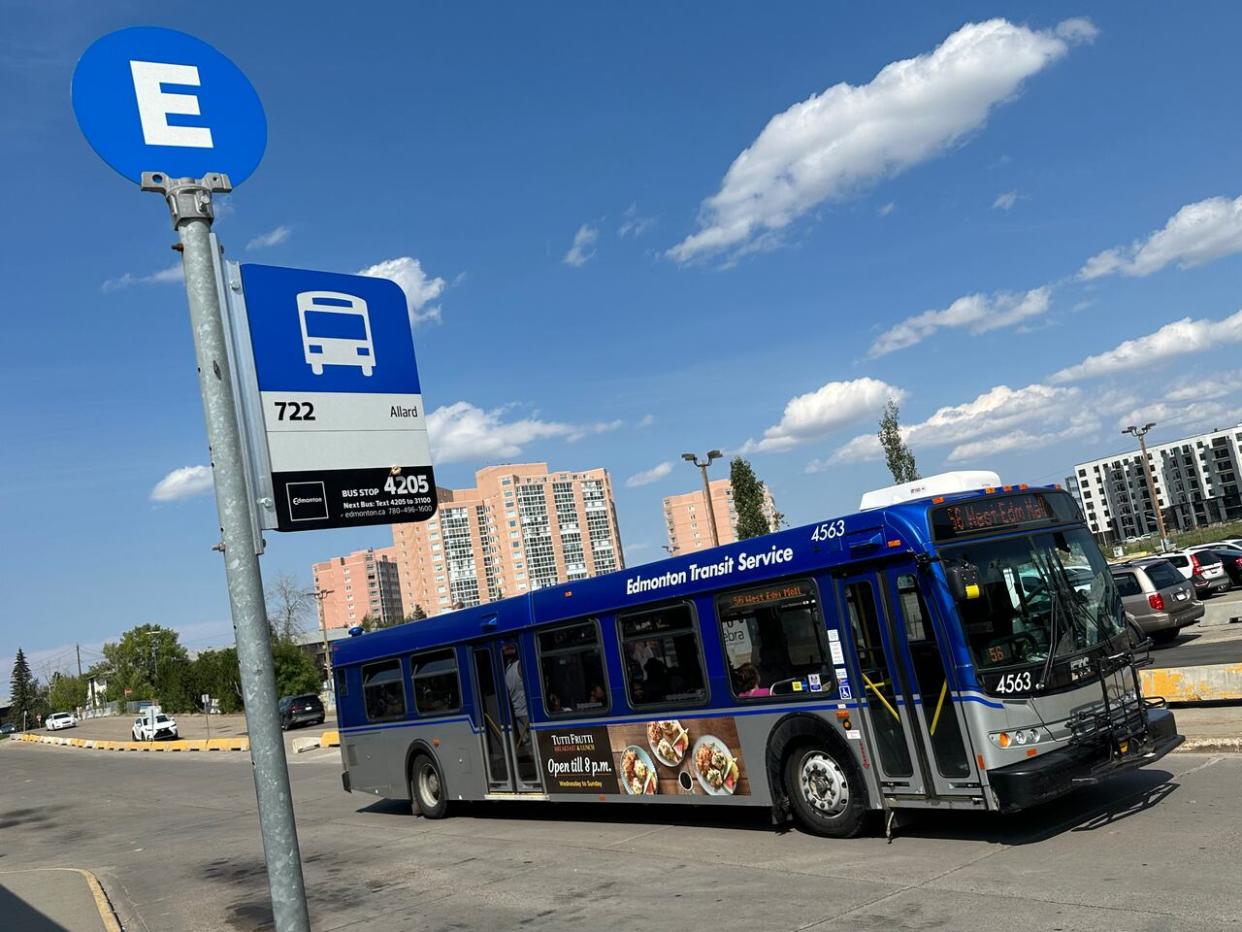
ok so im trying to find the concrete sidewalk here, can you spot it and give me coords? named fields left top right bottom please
left=1173, top=703, right=1242, bottom=752
left=0, top=869, right=120, bottom=932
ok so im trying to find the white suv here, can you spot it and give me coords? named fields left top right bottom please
left=45, top=712, right=77, bottom=731
left=132, top=711, right=178, bottom=741
left=1164, top=549, right=1231, bottom=598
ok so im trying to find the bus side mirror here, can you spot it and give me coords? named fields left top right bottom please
left=947, top=563, right=982, bottom=603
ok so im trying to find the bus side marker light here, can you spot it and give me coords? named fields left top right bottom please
left=887, top=539, right=902, bottom=549
left=835, top=710, right=849, bottom=720
left=1026, top=748, right=1038, bottom=758
left=432, top=737, right=440, bottom=747
left=564, top=591, right=573, bottom=598
left=984, top=487, right=996, bottom=494
left=932, top=496, right=945, bottom=504
left=976, top=754, right=986, bottom=771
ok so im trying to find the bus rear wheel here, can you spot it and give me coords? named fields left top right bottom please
left=784, top=744, right=865, bottom=838
left=410, top=754, right=448, bottom=819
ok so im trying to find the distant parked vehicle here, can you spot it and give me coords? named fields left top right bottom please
left=1164, top=550, right=1231, bottom=598
left=1203, top=548, right=1242, bottom=588
left=1111, top=558, right=1203, bottom=644
left=278, top=694, right=325, bottom=731
left=0, top=722, right=17, bottom=735
left=45, top=712, right=77, bottom=731
left=132, top=711, right=178, bottom=741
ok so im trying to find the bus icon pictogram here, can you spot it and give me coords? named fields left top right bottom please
left=296, top=291, right=375, bottom=376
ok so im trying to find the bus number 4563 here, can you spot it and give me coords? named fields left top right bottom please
left=384, top=474, right=430, bottom=496
left=993, top=671, right=1032, bottom=694
left=811, top=520, right=846, bottom=542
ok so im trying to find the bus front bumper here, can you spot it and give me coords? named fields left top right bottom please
left=987, top=708, right=1183, bottom=813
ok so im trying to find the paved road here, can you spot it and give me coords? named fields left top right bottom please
left=3, top=739, right=1240, bottom=931
left=1152, top=588, right=1242, bottom=668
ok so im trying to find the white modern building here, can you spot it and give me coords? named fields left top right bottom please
left=1071, top=423, right=1242, bottom=544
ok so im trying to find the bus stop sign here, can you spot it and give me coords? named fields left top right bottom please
left=235, top=263, right=437, bottom=532
left=72, top=26, right=266, bottom=184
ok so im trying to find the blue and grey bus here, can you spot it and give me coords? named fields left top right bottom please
left=331, top=473, right=1182, bottom=837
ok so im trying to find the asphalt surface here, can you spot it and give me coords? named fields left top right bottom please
left=1151, top=588, right=1242, bottom=668
left=3, top=738, right=1241, bottom=931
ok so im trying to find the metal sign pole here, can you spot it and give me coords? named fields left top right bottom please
left=143, top=171, right=311, bottom=932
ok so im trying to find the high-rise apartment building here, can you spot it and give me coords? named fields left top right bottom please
left=391, top=463, right=624, bottom=617
left=1071, top=423, right=1242, bottom=543
left=663, top=478, right=777, bottom=554
left=311, top=546, right=404, bottom=630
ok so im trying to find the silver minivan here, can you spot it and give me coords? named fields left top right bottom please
left=1111, top=558, right=1203, bottom=643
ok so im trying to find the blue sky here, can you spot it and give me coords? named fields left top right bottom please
left=4, top=3, right=1242, bottom=687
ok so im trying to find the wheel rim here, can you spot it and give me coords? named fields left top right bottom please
left=418, top=764, right=441, bottom=806
left=798, top=750, right=849, bottom=817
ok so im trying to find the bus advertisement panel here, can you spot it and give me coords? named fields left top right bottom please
left=536, top=717, right=749, bottom=797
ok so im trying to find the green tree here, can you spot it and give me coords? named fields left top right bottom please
left=187, top=647, right=243, bottom=714
left=102, top=624, right=194, bottom=712
left=406, top=604, right=428, bottom=622
left=272, top=639, right=322, bottom=698
left=730, top=456, right=776, bottom=540
left=10, top=648, right=37, bottom=729
left=47, top=673, right=85, bottom=714
left=878, top=399, right=920, bottom=484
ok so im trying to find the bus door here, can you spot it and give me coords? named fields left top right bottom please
left=837, top=572, right=926, bottom=797
left=470, top=639, right=542, bottom=793
left=879, top=565, right=983, bottom=800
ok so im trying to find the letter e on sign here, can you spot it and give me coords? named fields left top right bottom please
left=72, top=27, right=266, bottom=184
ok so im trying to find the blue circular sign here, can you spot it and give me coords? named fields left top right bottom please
left=72, top=27, right=266, bottom=185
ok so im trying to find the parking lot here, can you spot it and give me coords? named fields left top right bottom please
left=1153, top=587, right=1242, bottom=668
left=3, top=732, right=1241, bottom=931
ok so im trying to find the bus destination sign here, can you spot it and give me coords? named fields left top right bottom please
left=931, top=492, right=1073, bottom=541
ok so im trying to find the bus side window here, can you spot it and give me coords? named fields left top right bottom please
left=334, top=666, right=348, bottom=697
left=410, top=649, right=461, bottom=715
left=716, top=579, right=835, bottom=699
left=617, top=603, right=708, bottom=708
left=362, top=658, right=407, bottom=723
left=536, top=620, right=609, bottom=716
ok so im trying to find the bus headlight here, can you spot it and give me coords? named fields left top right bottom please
left=988, top=728, right=1050, bottom=749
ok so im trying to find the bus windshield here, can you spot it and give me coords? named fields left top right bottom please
left=943, top=527, right=1124, bottom=671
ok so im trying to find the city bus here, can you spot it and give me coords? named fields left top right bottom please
left=331, top=473, right=1182, bottom=838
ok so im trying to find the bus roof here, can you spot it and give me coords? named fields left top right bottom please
left=332, top=483, right=1071, bottom=667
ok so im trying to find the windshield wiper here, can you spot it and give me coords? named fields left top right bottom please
left=1037, top=581, right=1060, bottom=692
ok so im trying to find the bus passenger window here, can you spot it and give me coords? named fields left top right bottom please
left=362, top=659, right=406, bottom=722
left=717, top=580, right=834, bottom=699
left=334, top=667, right=348, bottom=697
left=537, top=621, right=609, bottom=716
left=617, top=603, right=707, bottom=707
left=410, top=649, right=461, bottom=715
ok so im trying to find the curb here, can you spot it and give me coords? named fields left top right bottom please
left=293, top=729, right=341, bottom=754
left=1142, top=663, right=1242, bottom=703
left=12, top=732, right=249, bottom=752
left=1174, top=736, right=1242, bottom=754
left=0, top=867, right=122, bottom=932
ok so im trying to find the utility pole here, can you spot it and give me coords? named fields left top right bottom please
left=313, top=587, right=335, bottom=688
left=75, top=644, right=82, bottom=680
left=1123, top=423, right=1170, bottom=551
left=143, top=172, right=309, bottom=931
left=682, top=450, right=723, bottom=548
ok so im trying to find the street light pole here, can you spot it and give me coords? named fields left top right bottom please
left=682, top=450, right=723, bottom=548
left=1123, top=423, right=1170, bottom=551
left=314, top=588, right=335, bottom=688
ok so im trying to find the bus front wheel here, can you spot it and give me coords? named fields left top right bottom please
left=783, top=743, right=865, bottom=838
left=410, top=754, right=448, bottom=819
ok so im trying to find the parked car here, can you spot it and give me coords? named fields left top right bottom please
left=1163, top=550, right=1231, bottom=598
left=131, top=711, right=178, bottom=741
left=1204, top=547, right=1242, bottom=588
left=1111, top=558, right=1204, bottom=643
left=278, top=694, right=325, bottom=731
left=0, top=722, right=18, bottom=735
left=45, top=712, right=77, bottom=731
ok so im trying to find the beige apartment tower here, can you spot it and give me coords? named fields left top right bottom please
left=391, top=463, right=625, bottom=617
left=663, top=478, right=777, bottom=555
left=311, top=546, right=404, bottom=630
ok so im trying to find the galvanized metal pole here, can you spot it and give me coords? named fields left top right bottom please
left=143, top=172, right=311, bottom=932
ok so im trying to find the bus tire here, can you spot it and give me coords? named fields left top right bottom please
left=783, top=742, right=866, bottom=838
left=410, top=754, right=448, bottom=819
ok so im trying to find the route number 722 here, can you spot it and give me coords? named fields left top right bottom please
left=811, top=520, right=846, bottom=542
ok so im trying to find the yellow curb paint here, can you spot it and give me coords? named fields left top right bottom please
left=1142, top=663, right=1242, bottom=703
left=319, top=729, right=340, bottom=747
left=0, top=868, right=122, bottom=932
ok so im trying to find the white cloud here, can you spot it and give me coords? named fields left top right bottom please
left=667, top=18, right=1091, bottom=263
left=869, top=286, right=1051, bottom=357
left=246, top=225, right=291, bottom=250
left=1166, top=370, right=1242, bottom=403
left=151, top=465, right=213, bottom=502
left=992, top=190, right=1019, bottom=210
left=625, top=461, right=674, bottom=488
left=101, top=263, right=183, bottom=293
left=1116, top=400, right=1241, bottom=435
left=825, top=382, right=1080, bottom=466
left=426, top=402, right=613, bottom=464
left=637, top=414, right=656, bottom=428
left=618, top=204, right=656, bottom=239
left=1054, top=17, right=1100, bottom=43
left=740, top=378, right=902, bottom=454
left=877, top=202, right=896, bottom=217
left=357, top=256, right=447, bottom=327
left=1079, top=195, right=1242, bottom=280
left=946, top=418, right=1096, bottom=463
left=563, top=224, right=599, bottom=267
left=1051, top=309, right=1242, bottom=383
